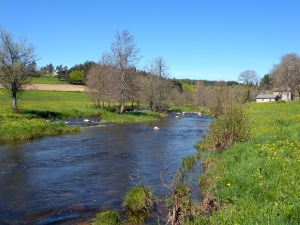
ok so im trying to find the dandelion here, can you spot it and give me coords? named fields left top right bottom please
left=227, top=183, right=231, bottom=186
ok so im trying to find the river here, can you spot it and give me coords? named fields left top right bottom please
left=0, top=113, right=212, bottom=224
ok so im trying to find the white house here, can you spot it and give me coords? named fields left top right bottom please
left=256, top=95, right=280, bottom=102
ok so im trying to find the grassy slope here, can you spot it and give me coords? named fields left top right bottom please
left=198, top=101, right=300, bottom=224
left=0, top=89, right=165, bottom=142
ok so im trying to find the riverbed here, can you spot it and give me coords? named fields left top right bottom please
left=0, top=113, right=212, bottom=224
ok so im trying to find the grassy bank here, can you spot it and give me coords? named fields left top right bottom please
left=197, top=101, right=300, bottom=224
left=0, top=89, right=166, bottom=142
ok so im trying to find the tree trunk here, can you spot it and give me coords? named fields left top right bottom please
left=12, top=91, right=17, bottom=112
left=246, top=89, right=250, bottom=103
left=120, top=91, right=125, bottom=114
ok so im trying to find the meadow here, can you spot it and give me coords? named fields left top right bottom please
left=30, top=76, right=68, bottom=84
left=197, top=101, right=300, bottom=224
left=0, top=89, right=166, bottom=142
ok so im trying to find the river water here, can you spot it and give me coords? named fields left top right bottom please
left=0, top=113, right=212, bottom=224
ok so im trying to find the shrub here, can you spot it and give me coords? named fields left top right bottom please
left=69, top=70, right=84, bottom=84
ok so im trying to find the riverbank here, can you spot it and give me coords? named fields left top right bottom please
left=197, top=101, right=300, bottom=224
left=0, top=89, right=166, bottom=143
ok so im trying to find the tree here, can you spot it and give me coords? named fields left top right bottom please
left=68, top=60, right=95, bottom=83
left=104, top=30, right=141, bottom=114
left=46, top=63, right=54, bottom=74
left=85, top=63, right=118, bottom=108
left=238, top=70, right=260, bottom=86
left=69, top=70, right=84, bottom=84
left=271, top=53, right=300, bottom=100
left=259, top=74, right=272, bottom=93
left=0, top=27, right=38, bottom=111
left=194, top=81, right=208, bottom=110
left=146, top=57, right=173, bottom=112
left=238, top=70, right=260, bottom=103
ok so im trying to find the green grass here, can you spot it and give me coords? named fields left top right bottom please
left=0, top=89, right=166, bottom=142
left=30, top=76, right=68, bottom=84
left=169, top=106, right=209, bottom=114
left=197, top=101, right=300, bottom=224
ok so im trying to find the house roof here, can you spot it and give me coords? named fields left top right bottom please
left=256, top=95, right=279, bottom=99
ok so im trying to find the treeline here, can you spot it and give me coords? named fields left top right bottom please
left=36, top=60, right=96, bottom=84
left=178, top=79, right=239, bottom=86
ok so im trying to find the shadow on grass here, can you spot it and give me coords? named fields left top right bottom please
left=22, top=109, right=63, bottom=119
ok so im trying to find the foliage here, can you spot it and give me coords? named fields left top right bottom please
left=92, top=211, right=122, bottom=225
left=178, top=79, right=239, bottom=87
left=69, top=60, right=95, bottom=76
left=198, top=101, right=300, bottom=224
left=181, top=82, right=195, bottom=92
left=259, top=73, right=272, bottom=92
left=69, top=70, right=84, bottom=84
left=122, top=185, right=153, bottom=224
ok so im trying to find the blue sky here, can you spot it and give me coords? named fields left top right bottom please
left=1, top=0, right=299, bottom=81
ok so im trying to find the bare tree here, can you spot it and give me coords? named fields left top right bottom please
left=104, top=30, right=141, bottom=114
left=0, top=27, right=38, bottom=111
left=143, top=57, right=172, bottom=112
left=141, top=71, right=158, bottom=111
left=193, top=81, right=208, bottom=110
left=238, top=70, right=260, bottom=86
left=85, top=62, right=118, bottom=108
left=271, top=53, right=300, bottom=100
left=238, top=70, right=260, bottom=103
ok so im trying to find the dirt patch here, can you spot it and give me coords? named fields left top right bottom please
left=0, top=84, right=85, bottom=92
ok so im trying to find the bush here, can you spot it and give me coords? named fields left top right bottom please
left=69, top=70, right=84, bottom=84
left=92, top=210, right=122, bottom=225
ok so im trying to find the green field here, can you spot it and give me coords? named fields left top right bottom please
left=30, top=76, right=69, bottom=84
left=0, top=89, right=165, bottom=142
left=197, top=101, right=300, bottom=224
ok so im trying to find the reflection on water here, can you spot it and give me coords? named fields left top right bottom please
left=0, top=113, right=212, bottom=224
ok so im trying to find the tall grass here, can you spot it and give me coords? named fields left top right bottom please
left=198, top=101, right=300, bottom=224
